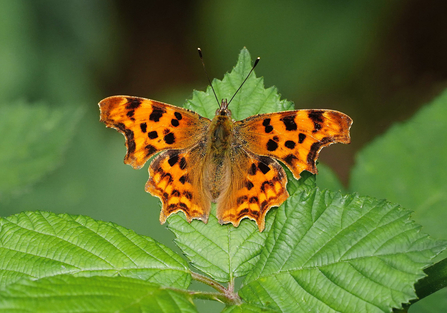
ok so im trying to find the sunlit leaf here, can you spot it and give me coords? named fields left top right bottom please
left=0, top=212, right=191, bottom=289
left=241, top=189, right=446, bottom=312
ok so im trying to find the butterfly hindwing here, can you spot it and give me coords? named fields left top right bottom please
left=99, top=96, right=210, bottom=169
left=146, top=144, right=211, bottom=224
left=236, top=109, right=352, bottom=179
left=217, top=147, right=289, bottom=231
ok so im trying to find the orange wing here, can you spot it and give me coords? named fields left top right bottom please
left=217, top=148, right=289, bottom=232
left=146, top=144, right=211, bottom=224
left=236, top=109, right=352, bottom=179
left=99, top=96, right=210, bottom=169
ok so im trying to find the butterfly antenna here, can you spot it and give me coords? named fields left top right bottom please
left=198, top=48, right=220, bottom=107
left=227, top=56, right=260, bottom=106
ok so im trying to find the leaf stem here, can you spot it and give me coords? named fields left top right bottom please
left=190, top=272, right=242, bottom=305
left=187, top=290, right=235, bottom=304
left=191, top=272, right=227, bottom=293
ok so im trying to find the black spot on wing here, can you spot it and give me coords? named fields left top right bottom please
left=171, top=119, right=179, bottom=127
left=164, top=132, right=175, bottom=144
left=308, top=111, right=325, bottom=133
left=168, top=154, right=179, bottom=167
left=245, top=180, right=254, bottom=190
left=140, top=123, right=147, bottom=133
left=126, top=110, right=135, bottom=120
left=313, top=122, right=322, bottom=133
left=148, top=131, right=158, bottom=139
left=258, top=162, right=271, bottom=175
left=298, top=133, right=306, bottom=143
left=171, top=190, right=180, bottom=197
left=284, top=140, right=296, bottom=149
left=267, top=139, right=278, bottom=151
left=281, top=115, right=297, bottom=131
left=174, top=112, right=182, bottom=120
left=262, top=118, right=273, bottom=133
left=265, top=125, right=273, bottom=133
left=248, top=163, right=257, bottom=175
left=179, top=157, right=187, bottom=170
left=308, top=111, right=324, bottom=123
left=149, top=107, right=166, bottom=122
left=126, top=98, right=142, bottom=109
left=179, top=174, right=189, bottom=184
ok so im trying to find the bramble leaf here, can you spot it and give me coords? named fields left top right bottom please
left=240, top=189, right=445, bottom=312
left=185, top=47, right=294, bottom=120
left=0, top=275, right=197, bottom=313
left=0, top=211, right=191, bottom=289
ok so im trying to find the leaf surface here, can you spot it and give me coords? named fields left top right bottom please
left=0, top=275, right=197, bottom=313
left=240, top=189, right=446, bottom=313
left=0, top=212, right=190, bottom=289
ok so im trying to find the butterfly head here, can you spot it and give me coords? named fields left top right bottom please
left=216, top=99, right=231, bottom=117
left=197, top=48, right=260, bottom=119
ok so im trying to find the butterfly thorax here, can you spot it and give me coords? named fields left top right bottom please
left=205, top=100, right=235, bottom=200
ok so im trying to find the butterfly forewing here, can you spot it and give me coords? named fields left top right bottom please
left=235, top=109, right=352, bottom=179
left=99, top=96, right=210, bottom=169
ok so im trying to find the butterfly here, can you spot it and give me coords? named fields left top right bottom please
left=99, top=55, right=352, bottom=232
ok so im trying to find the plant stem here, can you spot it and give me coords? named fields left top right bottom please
left=191, top=272, right=227, bottom=293
left=190, top=271, right=242, bottom=305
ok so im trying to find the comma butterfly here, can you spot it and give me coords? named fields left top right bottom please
left=99, top=49, right=352, bottom=231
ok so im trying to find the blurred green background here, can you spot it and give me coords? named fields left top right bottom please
left=1, top=1, right=447, bottom=312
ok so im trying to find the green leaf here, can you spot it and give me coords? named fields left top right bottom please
left=168, top=210, right=270, bottom=283
left=350, top=90, right=447, bottom=244
left=168, top=171, right=314, bottom=284
left=168, top=167, right=314, bottom=284
left=185, top=48, right=294, bottom=120
left=240, top=189, right=446, bottom=313
left=0, top=211, right=190, bottom=289
left=0, top=275, right=198, bottom=313
left=0, top=101, right=82, bottom=198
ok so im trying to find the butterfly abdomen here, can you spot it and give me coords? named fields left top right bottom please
left=203, top=114, right=235, bottom=201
